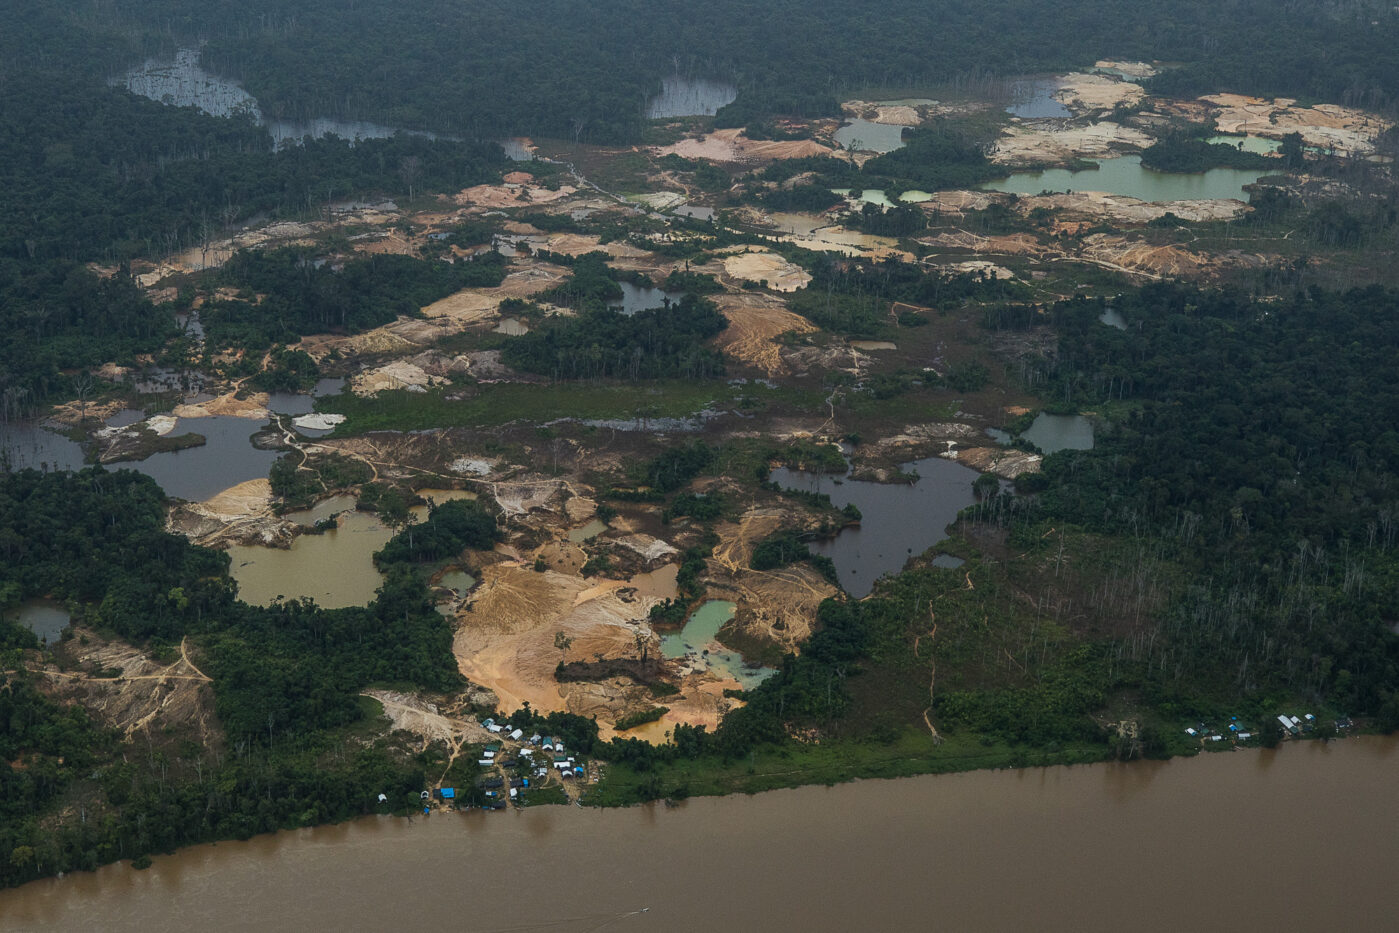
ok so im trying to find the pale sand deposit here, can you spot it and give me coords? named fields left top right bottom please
left=718, top=248, right=813, bottom=291
left=711, top=293, right=818, bottom=375
left=452, top=182, right=577, bottom=209
left=1053, top=73, right=1144, bottom=113
left=656, top=128, right=834, bottom=163
left=454, top=562, right=728, bottom=730
left=1201, top=94, right=1392, bottom=156
left=1095, top=60, right=1159, bottom=79
left=168, top=478, right=294, bottom=548
left=992, top=122, right=1153, bottom=164
left=172, top=391, right=272, bottom=420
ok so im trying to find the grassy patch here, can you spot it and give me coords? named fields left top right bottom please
left=521, top=784, right=569, bottom=806
left=320, top=381, right=737, bottom=433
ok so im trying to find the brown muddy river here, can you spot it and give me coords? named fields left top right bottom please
left=3, top=737, right=1394, bottom=932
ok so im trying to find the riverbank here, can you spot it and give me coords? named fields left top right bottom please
left=4, top=735, right=1393, bottom=932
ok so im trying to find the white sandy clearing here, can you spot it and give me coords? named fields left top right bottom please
left=992, top=122, right=1153, bottom=164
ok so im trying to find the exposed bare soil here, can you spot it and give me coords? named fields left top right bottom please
left=711, top=292, right=818, bottom=375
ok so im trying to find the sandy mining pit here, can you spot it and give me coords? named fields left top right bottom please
left=992, top=122, right=1154, bottom=164
left=1053, top=73, right=1144, bottom=113
left=711, top=292, right=818, bottom=376
left=716, top=247, right=813, bottom=292
left=655, top=128, right=835, bottom=163
left=452, top=561, right=737, bottom=732
left=1200, top=94, right=1392, bottom=156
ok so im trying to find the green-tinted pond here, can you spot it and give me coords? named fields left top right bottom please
left=659, top=600, right=775, bottom=689
left=981, top=156, right=1265, bottom=202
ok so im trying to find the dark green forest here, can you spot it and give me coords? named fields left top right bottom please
left=0, top=469, right=460, bottom=886
left=207, top=248, right=508, bottom=349
left=57, top=0, right=1399, bottom=143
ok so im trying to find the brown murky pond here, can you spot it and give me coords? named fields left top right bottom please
left=3, top=737, right=1394, bottom=931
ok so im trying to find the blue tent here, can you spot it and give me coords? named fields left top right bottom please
left=441, top=787, right=456, bottom=799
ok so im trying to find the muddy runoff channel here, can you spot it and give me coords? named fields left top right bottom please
left=5, top=736, right=1394, bottom=932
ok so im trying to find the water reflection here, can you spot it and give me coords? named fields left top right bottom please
left=7, top=600, right=71, bottom=642
left=120, top=416, right=280, bottom=502
left=833, top=119, right=908, bottom=153
left=496, top=138, right=535, bottom=161
left=4, top=738, right=1393, bottom=933
left=1022, top=414, right=1094, bottom=455
left=645, top=76, right=737, bottom=118
left=770, top=454, right=979, bottom=597
left=0, top=422, right=86, bottom=472
left=608, top=282, right=683, bottom=316
left=981, top=156, right=1265, bottom=203
left=1099, top=307, right=1128, bottom=330
left=119, top=49, right=439, bottom=148
left=1005, top=78, right=1071, bottom=119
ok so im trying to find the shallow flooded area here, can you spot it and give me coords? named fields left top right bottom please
left=609, top=282, right=683, bottom=315
left=645, top=76, right=736, bottom=118
left=228, top=490, right=476, bottom=608
left=4, top=736, right=1393, bottom=932
left=833, top=118, right=908, bottom=153
left=659, top=600, right=775, bottom=688
left=0, top=422, right=86, bottom=472
left=567, top=518, right=608, bottom=542
left=7, top=600, right=71, bottom=642
left=1006, top=78, right=1071, bottom=118
left=982, top=155, right=1265, bottom=202
left=123, top=416, right=280, bottom=502
left=1023, top=413, right=1095, bottom=454
left=770, top=454, right=980, bottom=597
left=1099, top=307, right=1128, bottom=329
left=119, top=49, right=436, bottom=147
